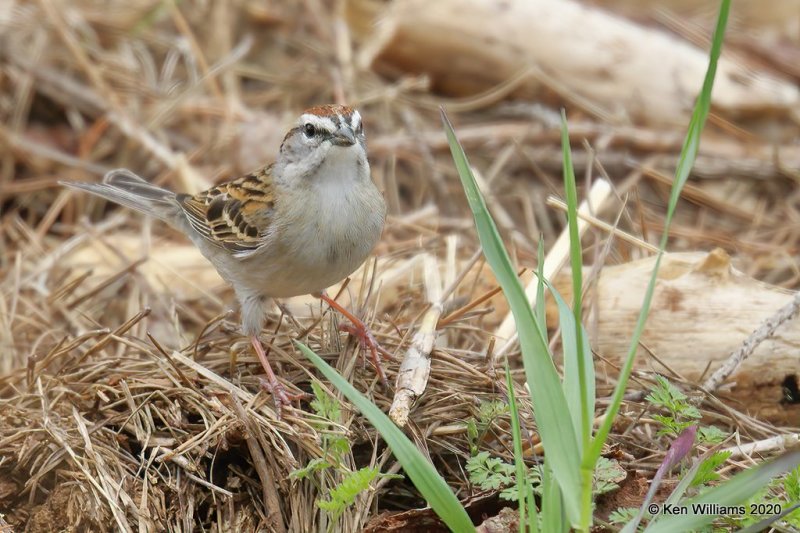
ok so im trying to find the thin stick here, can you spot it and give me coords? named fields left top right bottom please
left=546, top=196, right=660, bottom=253
left=389, top=253, right=442, bottom=427
left=702, top=291, right=800, bottom=392
left=438, top=267, right=526, bottom=328
left=66, top=258, right=148, bottom=309
left=494, top=179, right=613, bottom=355
left=721, top=433, right=800, bottom=460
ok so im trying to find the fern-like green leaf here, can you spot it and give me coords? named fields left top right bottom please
left=317, top=467, right=380, bottom=518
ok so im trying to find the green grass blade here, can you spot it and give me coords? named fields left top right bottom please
left=505, top=361, right=529, bottom=532
left=535, top=240, right=547, bottom=345
left=442, top=110, right=582, bottom=524
left=644, top=450, right=800, bottom=533
left=621, top=447, right=710, bottom=533
left=541, top=461, right=567, bottom=533
left=736, top=502, right=800, bottom=533
left=588, top=0, right=731, bottom=466
left=547, top=278, right=594, bottom=451
left=527, top=492, right=539, bottom=533
left=559, top=110, right=592, bottom=452
left=662, top=448, right=715, bottom=507
left=296, top=341, right=475, bottom=533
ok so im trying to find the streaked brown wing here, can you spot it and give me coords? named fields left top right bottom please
left=177, top=165, right=276, bottom=256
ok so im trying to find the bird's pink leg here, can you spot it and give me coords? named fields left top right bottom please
left=251, top=336, right=303, bottom=418
left=317, top=292, right=394, bottom=388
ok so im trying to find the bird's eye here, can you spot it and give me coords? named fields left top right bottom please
left=303, top=123, right=316, bottom=138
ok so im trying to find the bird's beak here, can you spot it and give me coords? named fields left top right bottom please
left=331, top=127, right=356, bottom=146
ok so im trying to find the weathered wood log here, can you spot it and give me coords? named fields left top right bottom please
left=349, top=0, right=799, bottom=127
left=552, top=249, right=800, bottom=423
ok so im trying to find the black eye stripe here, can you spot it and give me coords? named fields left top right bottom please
left=297, top=113, right=364, bottom=140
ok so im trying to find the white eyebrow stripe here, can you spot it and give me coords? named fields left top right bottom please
left=298, top=114, right=336, bottom=132
left=351, top=111, right=361, bottom=129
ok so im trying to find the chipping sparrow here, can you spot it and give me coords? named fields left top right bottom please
left=62, top=104, right=388, bottom=415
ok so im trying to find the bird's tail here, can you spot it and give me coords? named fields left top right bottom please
left=61, top=169, right=181, bottom=223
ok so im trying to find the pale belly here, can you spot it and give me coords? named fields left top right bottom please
left=199, top=181, right=385, bottom=300
left=249, top=226, right=380, bottom=298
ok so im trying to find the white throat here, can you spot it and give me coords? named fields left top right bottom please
left=277, top=142, right=367, bottom=191
left=314, top=144, right=366, bottom=189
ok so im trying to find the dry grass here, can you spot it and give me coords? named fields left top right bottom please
left=1, top=1, right=799, bottom=531
left=0, top=212, right=515, bottom=530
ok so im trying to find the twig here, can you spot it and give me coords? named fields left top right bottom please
left=702, top=291, right=800, bottom=392
left=66, top=258, right=148, bottom=309
left=642, top=165, right=765, bottom=223
left=546, top=196, right=659, bottom=253
left=721, top=433, right=800, bottom=460
left=0, top=126, right=109, bottom=175
left=494, top=179, right=613, bottom=357
left=67, top=308, right=152, bottom=367
left=437, top=267, right=526, bottom=328
left=184, top=472, right=234, bottom=497
left=389, top=254, right=442, bottom=427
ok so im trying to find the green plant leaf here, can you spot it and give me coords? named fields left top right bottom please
left=559, top=110, right=593, bottom=454
left=297, top=341, right=475, bottom=532
left=646, top=376, right=701, bottom=424
left=737, top=502, right=800, bottom=533
left=318, top=466, right=380, bottom=518
left=690, top=451, right=732, bottom=487
left=644, top=450, right=800, bottom=533
left=527, top=489, right=540, bottom=533
left=535, top=240, right=547, bottom=344
left=466, top=451, right=514, bottom=490
left=442, top=109, right=582, bottom=525
left=290, top=457, right=331, bottom=480
left=506, top=361, right=533, bottom=532
left=609, top=507, right=639, bottom=526
left=589, top=0, right=731, bottom=467
left=544, top=275, right=594, bottom=449
left=311, top=380, right=342, bottom=421
left=540, top=461, right=567, bottom=533
left=593, top=457, right=624, bottom=496
left=784, top=465, right=800, bottom=501
left=697, top=425, right=728, bottom=445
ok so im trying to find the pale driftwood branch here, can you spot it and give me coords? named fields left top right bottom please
left=494, top=179, right=613, bottom=358
left=703, top=291, right=800, bottom=392
left=351, top=0, right=799, bottom=126
left=551, top=249, right=800, bottom=416
left=722, top=433, right=800, bottom=461
left=389, top=254, right=442, bottom=427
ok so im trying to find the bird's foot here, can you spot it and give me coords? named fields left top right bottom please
left=251, top=336, right=306, bottom=419
left=338, top=321, right=394, bottom=389
left=257, top=376, right=307, bottom=419
left=316, top=292, right=394, bottom=389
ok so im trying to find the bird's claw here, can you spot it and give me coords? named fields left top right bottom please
left=338, top=322, right=393, bottom=389
left=258, top=377, right=308, bottom=419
